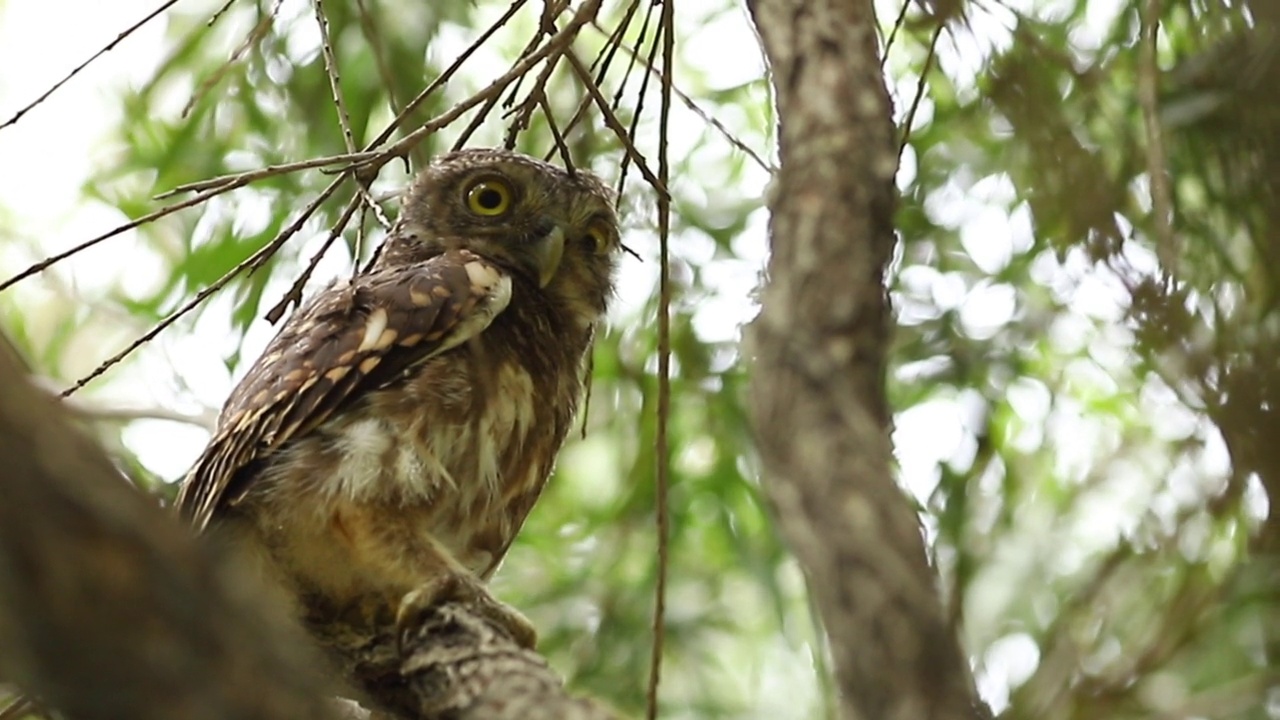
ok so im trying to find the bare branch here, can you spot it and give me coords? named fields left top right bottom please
left=0, top=335, right=340, bottom=720
left=153, top=151, right=378, bottom=199
left=311, top=585, right=623, bottom=720
left=563, top=51, right=666, bottom=196
left=587, top=19, right=774, bottom=173
left=367, top=0, right=529, bottom=155
left=312, top=0, right=389, bottom=239
left=263, top=192, right=363, bottom=323
left=0, top=0, right=182, bottom=131
left=898, top=22, right=943, bottom=161
left=61, top=174, right=347, bottom=396
left=645, top=2, right=675, bottom=718
left=183, top=0, right=285, bottom=118
left=386, top=0, right=603, bottom=163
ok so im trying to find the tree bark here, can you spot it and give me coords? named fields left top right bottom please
left=313, top=587, right=618, bottom=720
left=744, top=2, right=989, bottom=719
left=0, top=337, right=616, bottom=720
left=0, top=337, right=338, bottom=720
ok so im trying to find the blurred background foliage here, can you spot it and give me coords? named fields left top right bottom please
left=2, top=0, right=1280, bottom=718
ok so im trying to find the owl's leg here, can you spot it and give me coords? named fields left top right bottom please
left=396, top=571, right=538, bottom=650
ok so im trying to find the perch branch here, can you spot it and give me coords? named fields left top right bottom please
left=0, top=336, right=623, bottom=720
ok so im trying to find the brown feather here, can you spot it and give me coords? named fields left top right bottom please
left=174, top=249, right=512, bottom=530
left=173, top=148, right=620, bottom=631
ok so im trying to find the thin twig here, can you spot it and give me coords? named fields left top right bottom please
left=608, top=0, right=656, bottom=114
left=352, top=0, right=412, bottom=166
left=646, top=0, right=675, bottom=717
left=204, top=0, right=238, bottom=27
left=499, top=0, right=565, bottom=119
left=312, top=0, right=387, bottom=242
left=368, top=0, right=529, bottom=154
left=313, top=0, right=359, bottom=155
left=1, top=148, right=377, bottom=294
left=589, top=0, right=644, bottom=79
left=882, top=0, right=914, bottom=68
left=600, top=0, right=658, bottom=196
left=0, top=0, right=183, bottom=131
left=3, top=186, right=237, bottom=293
left=388, top=0, right=602, bottom=161
left=547, top=0, right=643, bottom=155
left=541, top=96, right=575, bottom=171
left=897, top=22, right=943, bottom=161
left=550, top=1, right=634, bottom=156
left=563, top=50, right=667, bottom=197
left=503, top=53, right=565, bottom=148
left=153, top=150, right=376, bottom=199
left=589, top=19, right=773, bottom=173
left=62, top=175, right=346, bottom=395
left=454, top=4, right=553, bottom=151
left=545, top=94, right=594, bottom=162
left=1139, top=0, right=1177, bottom=275
left=264, top=193, right=363, bottom=323
left=353, top=0, right=403, bottom=119
left=610, top=0, right=660, bottom=197
left=183, top=0, right=283, bottom=118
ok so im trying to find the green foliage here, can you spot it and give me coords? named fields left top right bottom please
left=889, top=0, right=1280, bottom=716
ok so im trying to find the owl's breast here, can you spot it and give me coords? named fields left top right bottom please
left=249, top=341, right=573, bottom=584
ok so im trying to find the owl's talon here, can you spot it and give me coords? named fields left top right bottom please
left=397, top=573, right=538, bottom=650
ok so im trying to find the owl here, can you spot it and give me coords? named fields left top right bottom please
left=174, top=148, right=621, bottom=644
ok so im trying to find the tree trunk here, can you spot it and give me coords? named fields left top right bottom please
left=744, top=2, right=988, bottom=719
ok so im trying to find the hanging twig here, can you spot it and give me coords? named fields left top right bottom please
left=646, top=0, right=675, bottom=717
left=882, top=0, right=914, bottom=68
left=453, top=3, right=557, bottom=151
left=897, top=21, right=943, bottom=160
left=382, top=0, right=601, bottom=162
left=380, top=0, right=529, bottom=154
left=563, top=51, right=667, bottom=196
left=1138, top=0, right=1177, bottom=276
left=313, top=0, right=389, bottom=243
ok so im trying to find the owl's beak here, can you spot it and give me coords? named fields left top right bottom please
left=529, top=224, right=566, bottom=288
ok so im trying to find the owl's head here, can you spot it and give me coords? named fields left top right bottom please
left=384, top=148, right=621, bottom=327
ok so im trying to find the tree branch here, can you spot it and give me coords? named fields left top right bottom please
left=744, top=1, right=989, bottom=719
left=312, top=588, right=619, bottom=720
left=0, top=337, right=338, bottom=720
left=0, top=335, right=620, bottom=720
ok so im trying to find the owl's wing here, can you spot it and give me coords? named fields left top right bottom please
left=174, top=248, right=512, bottom=531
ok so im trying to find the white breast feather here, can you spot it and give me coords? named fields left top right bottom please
left=311, top=335, right=539, bottom=534
left=334, top=418, right=392, bottom=499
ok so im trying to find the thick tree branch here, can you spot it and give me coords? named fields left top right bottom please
left=312, top=586, right=619, bottom=720
left=0, top=337, right=338, bottom=720
left=0, top=336, right=619, bottom=720
left=745, top=1, right=988, bottom=719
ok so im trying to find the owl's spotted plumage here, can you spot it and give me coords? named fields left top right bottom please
left=175, top=148, right=620, bottom=641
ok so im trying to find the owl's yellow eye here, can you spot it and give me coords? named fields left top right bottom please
left=466, top=179, right=513, bottom=216
left=586, top=222, right=612, bottom=252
